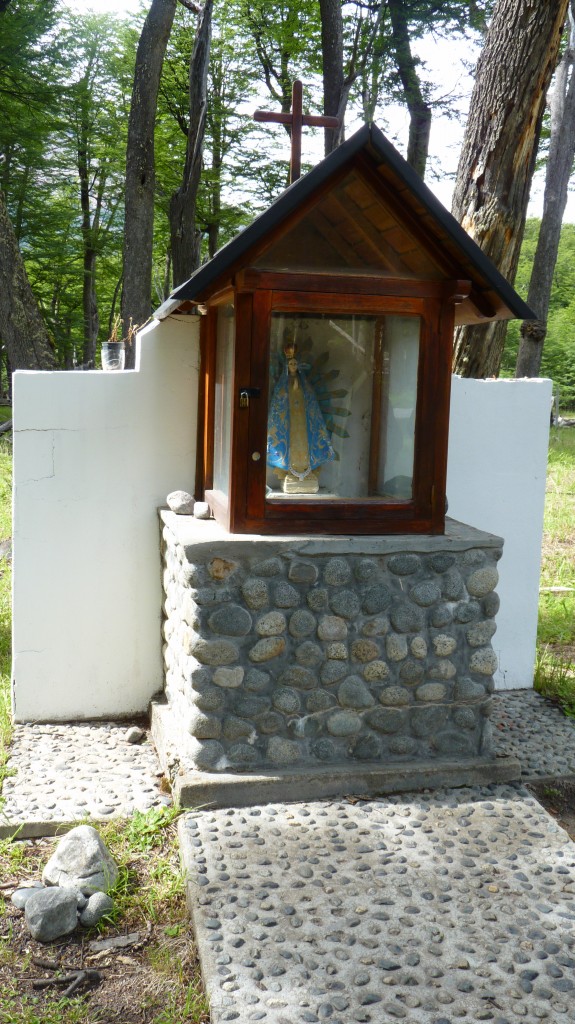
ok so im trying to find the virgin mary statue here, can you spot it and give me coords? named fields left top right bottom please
left=267, top=343, right=335, bottom=493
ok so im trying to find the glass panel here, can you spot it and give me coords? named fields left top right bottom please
left=213, top=304, right=235, bottom=495
left=266, top=313, right=420, bottom=502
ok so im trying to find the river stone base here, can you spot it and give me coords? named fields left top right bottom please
left=159, top=512, right=517, bottom=796
left=151, top=698, right=520, bottom=807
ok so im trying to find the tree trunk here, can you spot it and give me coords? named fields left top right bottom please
left=516, top=2, right=575, bottom=377
left=452, top=0, right=569, bottom=378
left=169, top=0, right=213, bottom=287
left=121, top=0, right=177, bottom=368
left=319, top=0, right=346, bottom=154
left=0, top=190, right=57, bottom=370
left=387, top=0, right=432, bottom=178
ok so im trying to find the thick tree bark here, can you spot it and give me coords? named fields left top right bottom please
left=452, top=0, right=569, bottom=378
left=516, top=2, right=575, bottom=377
left=121, top=0, right=177, bottom=368
left=77, top=73, right=102, bottom=368
left=0, top=190, right=57, bottom=370
left=387, top=0, right=431, bottom=178
left=319, top=0, right=346, bottom=154
left=169, top=0, right=212, bottom=286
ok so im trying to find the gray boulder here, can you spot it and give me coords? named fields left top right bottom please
left=167, top=490, right=195, bottom=515
left=42, top=825, right=119, bottom=895
left=11, top=882, right=45, bottom=910
left=24, top=887, right=79, bottom=942
left=80, top=891, right=114, bottom=927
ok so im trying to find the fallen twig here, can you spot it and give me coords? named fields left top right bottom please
left=32, top=968, right=101, bottom=998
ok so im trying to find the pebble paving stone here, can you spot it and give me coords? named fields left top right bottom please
left=1, top=721, right=171, bottom=835
left=181, top=785, right=575, bottom=1024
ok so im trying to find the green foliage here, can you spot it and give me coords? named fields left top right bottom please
left=502, top=220, right=575, bottom=408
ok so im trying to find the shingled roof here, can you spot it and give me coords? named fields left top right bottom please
left=156, top=122, right=534, bottom=327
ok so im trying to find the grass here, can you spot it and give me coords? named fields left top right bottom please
left=534, top=419, right=575, bottom=714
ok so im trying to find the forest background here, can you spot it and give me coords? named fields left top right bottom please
left=2, top=0, right=575, bottom=404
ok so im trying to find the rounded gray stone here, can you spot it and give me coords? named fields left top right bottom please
left=454, top=599, right=482, bottom=623
left=324, top=557, right=352, bottom=586
left=296, top=641, right=324, bottom=665
left=312, top=738, right=337, bottom=760
left=25, top=888, right=79, bottom=942
left=470, top=646, right=498, bottom=675
left=361, top=584, right=392, bottom=615
left=426, top=553, right=456, bottom=573
left=209, top=604, right=252, bottom=637
left=189, top=739, right=225, bottom=769
left=194, top=687, right=226, bottom=713
left=389, top=735, right=418, bottom=755
left=410, top=581, right=442, bottom=607
left=442, top=568, right=465, bottom=600
left=399, top=659, right=425, bottom=684
left=267, top=736, right=299, bottom=765
left=466, top=566, right=499, bottom=598
left=330, top=589, right=361, bottom=619
left=234, top=694, right=270, bottom=718
left=352, top=734, right=382, bottom=759
left=79, top=891, right=114, bottom=928
left=410, top=705, right=448, bottom=737
left=188, top=711, right=222, bottom=740
left=387, top=554, right=421, bottom=576
left=389, top=601, right=425, bottom=634
left=42, top=825, right=118, bottom=895
left=410, top=636, right=427, bottom=659
left=193, top=501, right=210, bottom=519
left=228, top=743, right=260, bottom=767
left=274, top=582, right=300, bottom=607
left=244, top=668, right=270, bottom=693
left=307, top=588, right=329, bottom=612
left=11, top=884, right=45, bottom=910
left=318, top=615, right=348, bottom=641
left=192, top=639, right=239, bottom=666
left=466, top=620, right=497, bottom=647
left=386, top=634, right=408, bottom=661
left=124, top=725, right=145, bottom=744
left=257, top=711, right=284, bottom=734
left=453, top=707, right=478, bottom=730
left=483, top=591, right=500, bottom=617
left=278, top=665, right=317, bottom=690
left=430, top=603, right=453, bottom=628
left=255, top=611, right=287, bottom=637
left=337, top=676, right=375, bottom=709
left=241, top=578, right=269, bottom=610
left=306, top=689, right=335, bottom=712
left=223, top=716, right=255, bottom=741
left=320, top=660, right=349, bottom=685
left=213, top=667, right=245, bottom=689
left=288, top=561, right=318, bottom=583
left=251, top=557, right=283, bottom=577
left=289, top=609, right=317, bottom=638
left=432, top=729, right=474, bottom=755
left=366, top=707, right=406, bottom=734
left=453, top=677, right=487, bottom=701
left=167, top=490, right=195, bottom=515
left=379, top=686, right=411, bottom=707
left=354, top=558, right=379, bottom=583
left=326, top=710, right=362, bottom=736
left=351, top=639, right=380, bottom=663
left=272, top=687, right=302, bottom=714
left=415, top=682, right=447, bottom=702
left=248, top=637, right=286, bottom=663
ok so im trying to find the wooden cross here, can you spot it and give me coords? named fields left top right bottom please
left=254, top=80, right=340, bottom=184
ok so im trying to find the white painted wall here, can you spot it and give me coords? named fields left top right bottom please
left=12, top=325, right=550, bottom=720
left=12, top=315, right=200, bottom=721
left=447, top=376, right=552, bottom=690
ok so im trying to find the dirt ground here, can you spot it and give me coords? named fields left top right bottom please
left=0, top=838, right=209, bottom=1024
left=530, top=777, right=575, bottom=843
